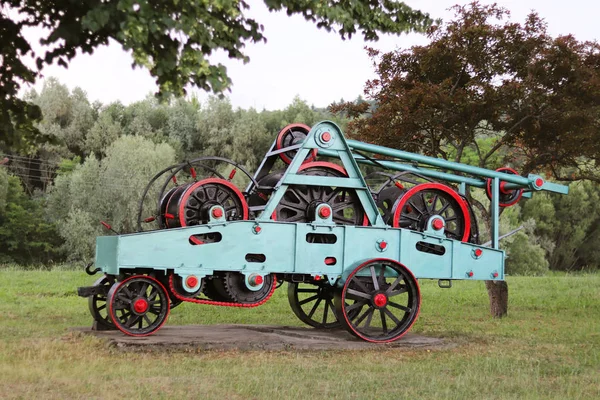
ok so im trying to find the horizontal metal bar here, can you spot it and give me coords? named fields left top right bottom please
left=283, top=175, right=367, bottom=189
left=346, top=139, right=534, bottom=186
left=318, top=149, right=486, bottom=187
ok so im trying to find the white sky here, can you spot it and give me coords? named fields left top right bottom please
left=22, top=0, right=600, bottom=110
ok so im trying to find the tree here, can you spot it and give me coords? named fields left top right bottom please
left=0, top=169, right=62, bottom=264
left=331, top=2, right=600, bottom=317
left=46, top=136, right=177, bottom=261
left=1, top=0, right=433, bottom=150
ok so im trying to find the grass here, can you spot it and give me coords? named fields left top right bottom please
left=0, top=269, right=599, bottom=399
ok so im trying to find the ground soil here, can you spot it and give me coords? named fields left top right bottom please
left=78, top=324, right=450, bottom=351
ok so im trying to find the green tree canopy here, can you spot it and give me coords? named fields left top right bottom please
left=331, top=2, right=600, bottom=181
left=0, top=0, right=433, bottom=152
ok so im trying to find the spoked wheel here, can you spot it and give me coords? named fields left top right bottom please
left=164, top=178, right=249, bottom=228
left=335, top=259, right=421, bottom=343
left=485, top=167, right=524, bottom=207
left=88, top=275, right=116, bottom=329
left=276, top=162, right=367, bottom=225
left=276, top=123, right=318, bottom=165
left=392, top=183, right=471, bottom=242
left=288, top=282, right=341, bottom=329
left=108, top=275, right=170, bottom=336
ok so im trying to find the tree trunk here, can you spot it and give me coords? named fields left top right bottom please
left=485, top=280, right=508, bottom=318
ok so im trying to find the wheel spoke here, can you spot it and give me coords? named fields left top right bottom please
left=388, top=301, right=411, bottom=313
left=296, top=288, right=319, bottom=293
left=370, top=266, right=380, bottom=291
left=307, top=298, right=323, bottom=319
left=386, top=276, right=403, bottom=294
left=346, top=300, right=367, bottom=313
left=388, top=285, right=408, bottom=297
left=408, top=200, right=425, bottom=215
left=354, top=307, right=373, bottom=326
left=347, top=288, right=371, bottom=300
left=363, top=308, right=374, bottom=329
left=380, top=309, right=388, bottom=333
left=143, top=314, right=153, bottom=325
left=384, top=307, right=402, bottom=326
left=322, top=299, right=330, bottom=324
left=97, top=304, right=106, bottom=311
left=298, top=294, right=319, bottom=306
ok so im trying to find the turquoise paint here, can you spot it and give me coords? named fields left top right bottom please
left=94, top=120, right=566, bottom=285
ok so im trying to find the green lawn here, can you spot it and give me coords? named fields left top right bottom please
left=0, top=269, right=599, bottom=399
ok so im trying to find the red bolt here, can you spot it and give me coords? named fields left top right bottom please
left=535, top=178, right=544, bottom=187
left=133, top=299, right=148, bottom=313
left=394, top=181, right=404, bottom=190
left=254, top=226, right=262, bottom=233
left=432, top=219, right=444, bottom=230
left=468, top=271, right=474, bottom=277
left=186, top=275, right=198, bottom=288
left=500, top=181, right=511, bottom=195
left=212, top=208, right=223, bottom=218
left=322, top=132, right=331, bottom=142
left=373, top=293, right=387, bottom=307
left=379, top=241, right=387, bottom=250
left=474, top=248, right=483, bottom=257
left=319, top=206, right=331, bottom=218
left=492, top=272, right=499, bottom=278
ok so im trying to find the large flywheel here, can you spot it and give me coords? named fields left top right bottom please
left=162, top=178, right=249, bottom=228
left=390, top=183, right=471, bottom=242
left=276, top=162, right=368, bottom=225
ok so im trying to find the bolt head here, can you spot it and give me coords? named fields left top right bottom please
left=319, top=206, right=331, bottom=218
left=186, top=275, right=198, bottom=288
left=468, top=271, right=474, bottom=277
left=254, top=226, right=262, bottom=233
left=535, top=178, right=544, bottom=187
left=322, top=132, right=331, bottom=142
left=212, top=208, right=223, bottom=218
left=379, top=241, right=388, bottom=250
left=432, top=219, right=444, bottom=230
left=474, top=248, right=483, bottom=257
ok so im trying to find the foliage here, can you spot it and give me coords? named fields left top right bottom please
left=521, top=181, right=600, bottom=271
left=47, top=136, right=177, bottom=261
left=332, top=2, right=600, bottom=180
left=0, top=170, right=61, bottom=264
left=1, top=0, right=433, bottom=148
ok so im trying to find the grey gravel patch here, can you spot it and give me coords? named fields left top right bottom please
left=75, top=324, right=450, bottom=351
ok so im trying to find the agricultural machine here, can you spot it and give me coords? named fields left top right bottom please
left=78, top=121, right=568, bottom=343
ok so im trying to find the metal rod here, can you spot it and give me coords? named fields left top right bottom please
left=346, top=139, right=534, bottom=187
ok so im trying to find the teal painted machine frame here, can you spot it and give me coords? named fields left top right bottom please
left=94, top=121, right=568, bottom=289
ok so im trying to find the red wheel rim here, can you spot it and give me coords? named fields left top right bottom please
left=391, top=183, right=471, bottom=242
left=339, top=258, right=421, bottom=343
left=177, top=178, right=249, bottom=227
left=485, top=167, right=523, bottom=208
left=276, top=123, right=318, bottom=165
left=108, top=275, right=171, bottom=337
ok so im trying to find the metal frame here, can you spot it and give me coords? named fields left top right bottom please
left=93, top=121, right=568, bottom=289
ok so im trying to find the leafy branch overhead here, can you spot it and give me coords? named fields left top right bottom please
left=331, top=2, right=600, bottom=182
left=0, top=0, right=433, bottom=151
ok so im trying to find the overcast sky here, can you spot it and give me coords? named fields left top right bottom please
left=22, top=0, right=600, bottom=110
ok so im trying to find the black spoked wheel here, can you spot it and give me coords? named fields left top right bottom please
left=392, top=183, right=470, bottom=242
left=335, top=259, right=421, bottom=343
left=288, top=282, right=341, bottom=329
left=88, top=275, right=116, bottom=329
left=276, top=162, right=367, bottom=225
left=108, top=275, right=170, bottom=336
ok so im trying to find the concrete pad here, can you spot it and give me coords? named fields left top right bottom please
left=78, top=324, right=449, bottom=351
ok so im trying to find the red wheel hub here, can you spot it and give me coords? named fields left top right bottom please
left=133, top=298, right=149, bottom=313
left=373, top=293, right=387, bottom=308
left=432, top=219, right=444, bottom=230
